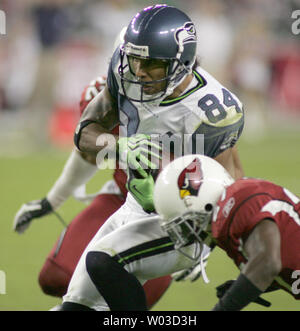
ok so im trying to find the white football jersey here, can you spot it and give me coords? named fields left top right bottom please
left=107, top=49, right=244, bottom=159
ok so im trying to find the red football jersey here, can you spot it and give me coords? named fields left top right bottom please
left=212, top=177, right=300, bottom=299
left=79, top=76, right=127, bottom=197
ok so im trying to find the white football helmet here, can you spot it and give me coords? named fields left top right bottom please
left=153, top=154, right=234, bottom=260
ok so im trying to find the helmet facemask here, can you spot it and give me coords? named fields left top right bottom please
left=161, top=207, right=213, bottom=262
left=118, top=43, right=194, bottom=105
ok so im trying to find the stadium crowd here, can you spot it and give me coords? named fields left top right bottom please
left=0, top=0, right=299, bottom=154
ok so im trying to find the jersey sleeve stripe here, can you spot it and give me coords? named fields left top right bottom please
left=261, top=200, right=300, bottom=226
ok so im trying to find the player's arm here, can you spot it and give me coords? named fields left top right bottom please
left=215, top=144, right=244, bottom=180
left=213, top=219, right=281, bottom=311
left=242, top=219, right=282, bottom=290
left=214, top=145, right=244, bottom=180
left=232, top=145, right=244, bottom=179
left=13, top=77, right=107, bottom=234
left=74, top=85, right=119, bottom=155
left=13, top=148, right=99, bottom=234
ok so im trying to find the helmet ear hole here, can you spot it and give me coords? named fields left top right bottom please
left=205, top=203, right=213, bottom=212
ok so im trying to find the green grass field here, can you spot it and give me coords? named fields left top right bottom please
left=0, top=129, right=300, bottom=311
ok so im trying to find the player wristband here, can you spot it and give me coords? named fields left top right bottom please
left=74, top=119, right=97, bottom=151
left=212, top=274, right=263, bottom=311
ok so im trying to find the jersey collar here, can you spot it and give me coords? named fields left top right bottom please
left=160, top=70, right=207, bottom=107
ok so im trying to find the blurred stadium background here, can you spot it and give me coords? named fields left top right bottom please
left=0, top=0, right=300, bottom=311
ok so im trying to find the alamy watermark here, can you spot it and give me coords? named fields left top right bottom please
left=0, top=270, right=6, bottom=295
left=291, top=10, right=300, bottom=35
left=94, top=133, right=205, bottom=170
left=291, top=270, right=300, bottom=295
left=0, top=10, right=6, bottom=35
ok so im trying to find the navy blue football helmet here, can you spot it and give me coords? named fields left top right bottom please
left=119, top=4, right=197, bottom=103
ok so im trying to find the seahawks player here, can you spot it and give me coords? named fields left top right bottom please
left=61, top=4, right=245, bottom=311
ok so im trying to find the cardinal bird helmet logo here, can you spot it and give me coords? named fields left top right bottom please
left=177, top=158, right=203, bottom=199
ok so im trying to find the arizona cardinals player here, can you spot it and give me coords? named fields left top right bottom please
left=154, top=154, right=300, bottom=311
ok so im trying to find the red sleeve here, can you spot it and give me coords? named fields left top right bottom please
left=212, top=179, right=277, bottom=266
left=229, top=194, right=274, bottom=243
left=79, top=76, right=107, bottom=116
left=217, top=194, right=274, bottom=267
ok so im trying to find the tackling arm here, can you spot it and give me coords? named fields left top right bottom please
left=13, top=148, right=99, bottom=234
left=242, top=219, right=282, bottom=291
left=213, top=219, right=281, bottom=311
left=13, top=77, right=111, bottom=234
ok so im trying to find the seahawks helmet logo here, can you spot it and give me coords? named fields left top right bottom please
left=177, top=158, right=203, bottom=199
left=175, top=22, right=197, bottom=49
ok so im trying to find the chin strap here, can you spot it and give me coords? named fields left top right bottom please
left=200, top=252, right=210, bottom=284
left=189, top=242, right=211, bottom=284
left=198, top=241, right=210, bottom=284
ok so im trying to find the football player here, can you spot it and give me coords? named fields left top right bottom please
left=154, top=154, right=300, bottom=311
left=13, top=76, right=172, bottom=309
left=60, top=5, right=245, bottom=311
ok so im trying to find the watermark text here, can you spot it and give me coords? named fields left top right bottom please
left=94, top=133, right=205, bottom=170
left=0, top=10, right=6, bottom=35
left=0, top=270, right=6, bottom=295
left=292, top=270, right=300, bottom=295
left=291, top=10, right=300, bottom=35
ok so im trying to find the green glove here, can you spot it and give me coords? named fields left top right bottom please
left=126, top=168, right=156, bottom=213
left=117, top=134, right=161, bottom=178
